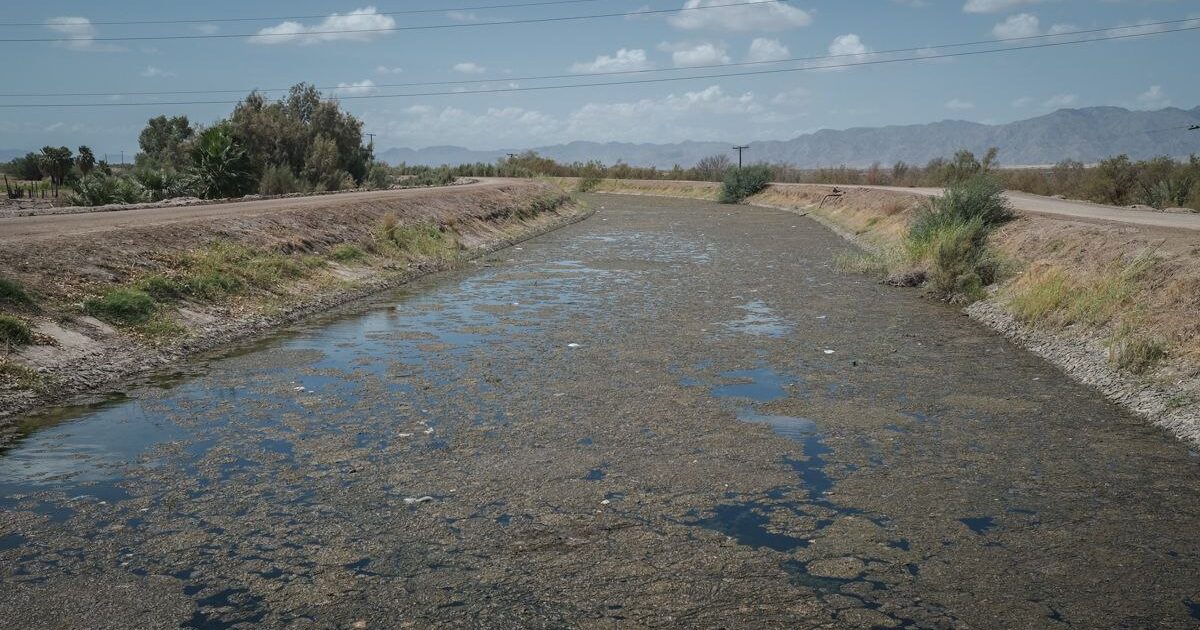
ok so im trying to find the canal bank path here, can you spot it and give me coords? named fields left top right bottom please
left=1, top=194, right=1197, bottom=629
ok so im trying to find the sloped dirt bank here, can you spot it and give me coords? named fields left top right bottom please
left=0, top=180, right=591, bottom=440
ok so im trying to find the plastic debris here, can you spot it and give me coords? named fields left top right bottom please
left=567, top=343, right=581, bottom=348
left=404, top=496, right=435, bottom=505
left=823, top=349, right=835, bottom=355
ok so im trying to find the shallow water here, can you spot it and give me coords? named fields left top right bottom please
left=1, top=195, right=1198, bottom=629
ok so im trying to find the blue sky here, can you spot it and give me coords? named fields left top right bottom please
left=2, top=0, right=1197, bottom=156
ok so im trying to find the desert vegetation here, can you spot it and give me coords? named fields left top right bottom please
left=404, top=147, right=1200, bottom=212
left=0, top=84, right=408, bottom=207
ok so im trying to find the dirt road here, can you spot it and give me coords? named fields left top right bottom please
left=1, top=194, right=1197, bottom=628
left=831, top=184, right=1200, bottom=231
left=0, top=180, right=505, bottom=241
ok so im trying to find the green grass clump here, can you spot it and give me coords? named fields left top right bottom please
left=1110, top=332, right=1167, bottom=374
left=0, top=359, right=47, bottom=393
left=136, top=274, right=186, bottom=301
left=378, top=217, right=454, bottom=260
left=0, top=277, right=33, bottom=305
left=1007, top=252, right=1155, bottom=328
left=0, top=314, right=33, bottom=347
left=575, top=175, right=603, bottom=193
left=83, top=288, right=157, bottom=325
left=330, top=244, right=367, bottom=262
left=719, top=165, right=772, bottom=204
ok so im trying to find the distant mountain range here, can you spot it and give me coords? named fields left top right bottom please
left=377, top=106, right=1200, bottom=169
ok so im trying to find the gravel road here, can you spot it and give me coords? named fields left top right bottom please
left=0, top=180, right=504, bottom=241
left=834, top=184, right=1200, bottom=231
left=1, top=194, right=1197, bottom=628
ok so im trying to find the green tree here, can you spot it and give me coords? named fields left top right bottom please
left=76, top=145, right=96, bottom=176
left=189, top=125, right=254, bottom=199
left=39, top=146, right=74, bottom=186
left=138, top=115, right=195, bottom=169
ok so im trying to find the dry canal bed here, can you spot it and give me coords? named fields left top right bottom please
left=1, top=195, right=1198, bottom=628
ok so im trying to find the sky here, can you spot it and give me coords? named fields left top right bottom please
left=2, top=0, right=1198, bottom=156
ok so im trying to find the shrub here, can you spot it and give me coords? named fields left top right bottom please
left=83, top=288, right=157, bottom=325
left=259, top=165, right=303, bottom=195
left=330, top=244, right=367, bottom=262
left=0, top=314, right=33, bottom=347
left=113, top=177, right=149, bottom=204
left=0, top=278, right=33, bottom=305
left=719, top=165, right=772, bottom=204
left=69, top=173, right=118, bottom=206
left=190, top=125, right=255, bottom=199
left=134, top=168, right=192, bottom=201
left=576, top=175, right=604, bottom=193
left=404, top=168, right=456, bottom=188
left=366, top=164, right=393, bottom=190
left=905, top=176, right=1013, bottom=303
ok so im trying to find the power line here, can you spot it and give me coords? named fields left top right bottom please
left=5, top=18, right=1195, bottom=99
left=0, top=0, right=786, bottom=43
left=1, top=23, right=1195, bottom=109
left=0, top=0, right=616, bottom=27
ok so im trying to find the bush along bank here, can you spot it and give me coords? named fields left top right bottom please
left=0, top=181, right=591, bottom=431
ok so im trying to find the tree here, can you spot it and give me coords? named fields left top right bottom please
left=189, top=125, right=254, bottom=199
left=7, top=153, right=44, bottom=180
left=76, top=146, right=96, bottom=176
left=138, top=115, right=195, bottom=168
left=39, top=146, right=74, bottom=186
left=694, top=154, right=733, bottom=181
left=228, top=83, right=370, bottom=186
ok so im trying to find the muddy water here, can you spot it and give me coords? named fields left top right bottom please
left=1, top=195, right=1198, bottom=629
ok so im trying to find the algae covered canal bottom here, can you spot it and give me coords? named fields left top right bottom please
left=1, top=194, right=1198, bottom=629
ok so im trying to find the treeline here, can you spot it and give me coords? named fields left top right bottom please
left=3, top=84, right=392, bottom=206
left=400, top=148, right=1200, bottom=211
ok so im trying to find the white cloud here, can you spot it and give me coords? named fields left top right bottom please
left=194, top=23, right=220, bottom=35
left=946, top=98, right=975, bottom=111
left=829, top=34, right=869, bottom=57
left=569, top=48, right=652, bottom=74
left=659, top=41, right=730, bottom=67
left=375, top=65, right=403, bottom=75
left=45, top=16, right=122, bottom=52
left=1135, top=85, right=1170, bottom=109
left=771, top=87, right=811, bottom=106
left=446, top=11, right=482, bottom=22
left=746, top=38, right=790, bottom=63
left=1011, top=96, right=1035, bottom=108
left=1042, top=93, right=1076, bottom=108
left=453, top=62, right=487, bottom=74
left=140, top=66, right=175, bottom=78
left=992, top=13, right=1040, bottom=39
left=374, top=85, right=766, bottom=147
left=334, top=80, right=377, bottom=96
left=250, top=7, right=396, bottom=45
left=963, top=0, right=1047, bottom=14
left=668, top=0, right=812, bottom=32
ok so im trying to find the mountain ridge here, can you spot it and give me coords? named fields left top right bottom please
left=377, top=106, right=1200, bottom=169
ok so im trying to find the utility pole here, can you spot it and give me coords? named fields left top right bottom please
left=120, top=150, right=124, bottom=166
left=366, top=133, right=376, bottom=147
left=732, top=145, right=749, bottom=170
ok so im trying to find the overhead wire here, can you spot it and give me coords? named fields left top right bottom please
left=0, top=22, right=1195, bottom=109
left=3, top=18, right=1196, bottom=99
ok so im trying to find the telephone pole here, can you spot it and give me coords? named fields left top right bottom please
left=732, top=145, right=749, bottom=170
left=366, top=132, right=376, bottom=147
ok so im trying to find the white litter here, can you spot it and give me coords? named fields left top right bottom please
left=403, top=496, right=435, bottom=505
left=823, top=349, right=835, bottom=355
left=396, top=433, right=414, bottom=438
left=423, top=427, right=434, bottom=435
left=601, top=499, right=611, bottom=505
left=567, top=343, right=581, bottom=348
